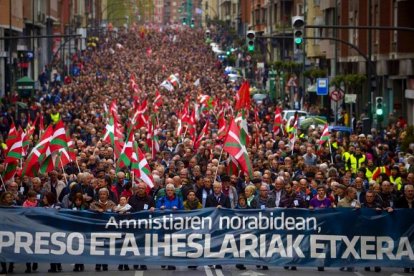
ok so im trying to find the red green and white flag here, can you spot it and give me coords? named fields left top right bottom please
left=56, top=131, right=76, bottom=168
left=217, top=114, right=227, bottom=140
left=22, top=125, right=54, bottom=177
left=2, top=161, right=18, bottom=182
left=226, top=155, right=240, bottom=177
left=4, top=123, right=23, bottom=163
left=49, top=120, right=68, bottom=154
left=187, top=110, right=197, bottom=140
left=273, top=107, right=283, bottom=135
left=131, top=99, right=148, bottom=129
left=103, top=116, right=116, bottom=145
left=234, top=110, right=250, bottom=145
left=146, top=117, right=160, bottom=159
left=109, top=100, right=121, bottom=123
left=235, top=81, right=251, bottom=111
left=197, top=94, right=216, bottom=112
left=223, top=118, right=253, bottom=178
left=194, top=120, right=209, bottom=149
left=39, top=121, right=70, bottom=174
left=129, top=73, right=140, bottom=96
left=167, top=73, right=181, bottom=88
left=153, top=90, right=163, bottom=112
left=118, top=130, right=135, bottom=169
left=131, top=142, right=154, bottom=188
left=22, top=117, right=37, bottom=156
left=319, top=124, right=330, bottom=146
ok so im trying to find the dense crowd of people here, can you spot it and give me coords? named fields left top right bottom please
left=0, top=24, right=413, bottom=274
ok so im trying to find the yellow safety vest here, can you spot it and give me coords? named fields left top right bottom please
left=349, top=155, right=366, bottom=173
left=342, top=152, right=351, bottom=171
left=389, top=176, right=403, bottom=191
left=365, top=167, right=376, bottom=182
left=51, top=112, right=60, bottom=124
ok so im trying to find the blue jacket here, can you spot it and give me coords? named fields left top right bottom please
left=156, top=195, right=184, bottom=210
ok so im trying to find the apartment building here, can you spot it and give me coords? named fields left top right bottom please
left=319, top=0, right=414, bottom=124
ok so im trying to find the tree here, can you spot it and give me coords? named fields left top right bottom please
left=401, top=126, right=414, bottom=153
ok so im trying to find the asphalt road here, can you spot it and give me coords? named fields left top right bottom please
left=0, top=263, right=411, bottom=276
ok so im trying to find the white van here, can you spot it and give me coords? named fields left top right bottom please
left=281, top=110, right=308, bottom=121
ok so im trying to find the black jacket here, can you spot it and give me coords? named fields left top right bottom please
left=205, top=193, right=231, bottom=208
left=128, top=194, right=155, bottom=212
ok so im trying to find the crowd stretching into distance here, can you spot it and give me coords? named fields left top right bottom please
left=0, top=24, right=413, bottom=274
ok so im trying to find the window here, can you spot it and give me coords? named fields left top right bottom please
left=262, top=8, right=266, bottom=23
left=349, top=17, right=354, bottom=45
left=354, top=11, right=358, bottom=46
left=297, top=4, right=303, bottom=15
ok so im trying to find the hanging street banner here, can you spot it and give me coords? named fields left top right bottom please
left=0, top=207, right=413, bottom=267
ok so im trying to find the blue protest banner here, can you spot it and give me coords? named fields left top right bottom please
left=0, top=207, right=413, bottom=267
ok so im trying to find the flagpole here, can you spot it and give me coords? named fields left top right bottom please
left=182, top=126, right=188, bottom=143
left=291, top=131, right=296, bottom=155
left=75, top=159, right=81, bottom=173
left=328, top=139, right=334, bottom=164
left=213, top=147, right=224, bottom=182
left=0, top=174, right=7, bottom=192
left=60, top=159, right=69, bottom=185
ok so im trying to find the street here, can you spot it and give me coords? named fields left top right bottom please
left=1, top=264, right=411, bottom=276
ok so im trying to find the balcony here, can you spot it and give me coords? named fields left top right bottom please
left=320, top=0, right=336, bottom=10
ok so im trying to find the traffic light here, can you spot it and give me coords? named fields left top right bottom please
left=182, top=17, right=187, bottom=25
left=205, top=29, right=211, bottom=39
left=292, top=16, right=305, bottom=45
left=375, top=97, right=384, bottom=121
left=246, top=30, right=255, bottom=52
left=190, top=18, right=195, bottom=28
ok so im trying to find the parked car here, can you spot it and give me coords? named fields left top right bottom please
left=282, top=110, right=308, bottom=121
left=252, top=94, right=269, bottom=105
